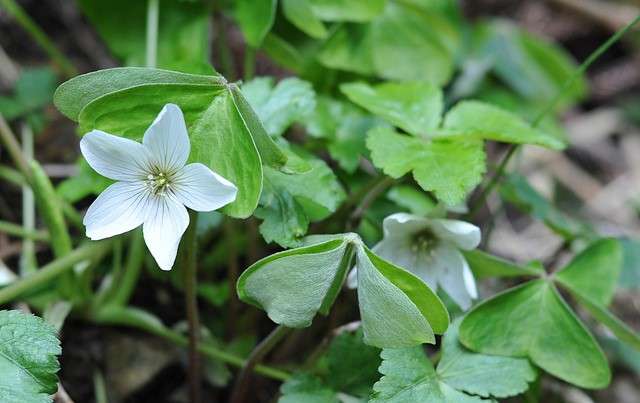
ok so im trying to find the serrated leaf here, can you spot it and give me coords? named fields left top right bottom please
left=355, top=246, right=449, bottom=348
left=441, top=100, right=565, bottom=149
left=437, top=319, right=536, bottom=398
left=54, top=68, right=288, bottom=218
left=77, top=0, right=211, bottom=74
left=242, top=77, right=316, bottom=137
left=255, top=180, right=309, bottom=248
left=463, top=249, right=544, bottom=279
left=309, top=0, right=385, bottom=22
left=234, top=0, right=276, bottom=47
left=367, top=127, right=486, bottom=205
left=459, top=280, right=610, bottom=389
left=371, top=347, right=491, bottom=403
left=0, top=310, right=61, bottom=403
left=555, top=239, right=622, bottom=306
left=279, top=374, right=339, bottom=403
left=237, top=238, right=353, bottom=327
left=340, top=81, right=442, bottom=137
left=317, top=24, right=376, bottom=75
left=282, top=0, right=328, bottom=39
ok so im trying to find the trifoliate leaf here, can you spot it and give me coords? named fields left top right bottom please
left=340, top=81, right=443, bottom=137
left=279, top=374, right=339, bottom=403
left=255, top=180, right=309, bottom=248
left=234, top=0, right=276, bottom=47
left=460, top=280, right=610, bottom=389
left=0, top=310, right=61, bottom=403
left=441, top=100, right=565, bottom=150
left=367, top=127, right=486, bottom=205
left=54, top=67, right=288, bottom=218
left=326, top=330, right=381, bottom=396
left=282, top=0, right=328, bottom=39
left=242, top=77, right=316, bottom=137
left=437, top=319, right=536, bottom=398
left=355, top=246, right=449, bottom=348
left=555, top=239, right=622, bottom=306
left=237, top=237, right=354, bottom=327
left=370, top=347, right=491, bottom=403
left=463, top=249, right=544, bottom=279
left=317, top=24, right=376, bottom=76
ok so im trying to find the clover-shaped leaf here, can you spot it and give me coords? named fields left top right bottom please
left=0, top=310, right=61, bottom=403
left=237, top=233, right=449, bottom=348
left=54, top=67, right=288, bottom=218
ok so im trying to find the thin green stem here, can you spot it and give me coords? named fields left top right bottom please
left=0, top=220, right=49, bottom=242
left=346, top=176, right=396, bottom=231
left=183, top=211, right=201, bottom=403
left=20, top=123, right=36, bottom=275
left=109, top=230, right=145, bottom=306
left=145, top=0, right=159, bottom=68
left=0, top=241, right=111, bottom=305
left=230, top=324, right=291, bottom=403
left=0, top=113, right=32, bottom=182
left=243, top=46, right=256, bottom=81
left=469, top=14, right=640, bottom=219
left=0, top=0, right=77, bottom=77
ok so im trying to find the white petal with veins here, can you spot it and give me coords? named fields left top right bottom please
left=80, top=130, right=150, bottom=181
left=143, top=103, right=190, bottom=172
left=143, top=194, right=190, bottom=271
left=173, top=163, right=237, bottom=212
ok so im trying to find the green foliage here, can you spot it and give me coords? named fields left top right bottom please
left=234, top=0, right=276, bottom=47
left=463, top=249, right=544, bottom=279
left=0, top=68, right=57, bottom=122
left=367, top=127, right=486, bottom=205
left=282, top=0, right=328, bottom=39
left=309, top=0, right=386, bottom=22
left=0, top=310, right=61, bottom=403
left=77, top=0, right=211, bottom=73
left=237, top=233, right=449, bottom=348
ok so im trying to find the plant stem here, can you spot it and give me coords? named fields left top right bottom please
left=145, top=0, right=159, bottom=68
left=346, top=176, right=396, bottom=231
left=468, top=13, right=640, bottom=219
left=0, top=0, right=77, bottom=78
left=243, top=46, right=256, bottom=81
left=0, top=220, right=49, bottom=241
left=230, top=325, right=291, bottom=403
left=0, top=241, right=111, bottom=305
left=0, top=113, right=32, bottom=182
left=109, top=230, right=145, bottom=306
left=20, top=123, right=36, bottom=275
left=183, top=211, right=201, bottom=403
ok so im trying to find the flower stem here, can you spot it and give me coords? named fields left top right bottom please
left=0, top=241, right=111, bottom=305
left=20, top=123, right=37, bottom=275
left=230, top=324, right=291, bottom=403
left=0, top=113, right=32, bottom=182
left=146, top=0, right=159, bottom=68
left=0, top=0, right=77, bottom=78
left=183, top=211, right=202, bottom=403
left=468, top=13, right=640, bottom=220
left=0, top=220, right=49, bottom=242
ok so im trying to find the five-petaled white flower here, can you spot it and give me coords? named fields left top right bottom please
left=348, top=213, right=481, bottom=310
left=80, top=104, right=237, bottom=271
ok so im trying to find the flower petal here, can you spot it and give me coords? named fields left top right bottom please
left=84, top=181, right=149, bottom=239
left=143, top=103, right=190, bottom=172
left=432, top=244, right=477, bottom=310
left=430, top=218, right=481, bottom=250
left=173, top=163, right=237, bottom=212
left=80, top=130, right=150, bottom=181
left=382, top=213, right=430, bottom=239
left=143, top=194, right=189, bottom=271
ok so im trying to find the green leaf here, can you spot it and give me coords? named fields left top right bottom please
left=279, top=374, right=339, bottom=403
left=77, top=0, right=211, bottom=74
left=309, top=0, right=386, bottom=22
left=555, top=239, right=623, bottom=306
left=386, top=185, right=437, bottom=216
left=57, top=159, right=112, bottom=202
left=340, top=81, right=442, bottom=137
left=237, top=238, right=353, bottom=327
left=437, top=319, right=536, bottom=398
left=326, top=330, right=381, bottom=396
left=369, top=3, right=457, bottom=85
left=459, top=280, right=610, bottom=389
left=257, top=155, right=346, bottom=247
left=0, top=310, right=61, bottom=403
left=282, top=0, right=328, bottom=39
left=355, top=246, right=448, bottom=348
left=620, top=238, right=640, bottom=289
left=317, top=24, right=376, bottom=76
left=234, top=0, right=276, bottom=47
left=371, top=347, right=490, bottom=403
left=306, top=96, right=381, bottom=172
left=463, top=249, right=544, bottom=279
left=500, top=173, right=591, bottom=240
left=367, top=127, right=486, bottom=205
left=241, top=77, right=316, bottom=137
left=55, top=68, right=288, bottom=218
left=0, top=68, right=57, bottom=120
left=441, top=100, right=565, bottom=149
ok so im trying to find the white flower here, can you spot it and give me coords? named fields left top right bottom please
left=80, top=104, right=237, bottom=271
left=348, top=213, right=481, bottom=310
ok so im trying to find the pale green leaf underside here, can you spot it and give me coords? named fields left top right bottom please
left=0, top=310, right=61, bottom=403
left=460, top=280, right=610, bottom=389
left=367, top=127, right=486, bottom=205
